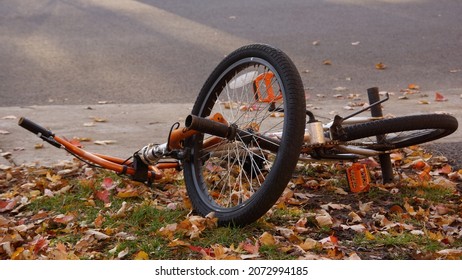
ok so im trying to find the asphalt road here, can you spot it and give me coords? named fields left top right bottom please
left=1, top=0, right=461, bottom=106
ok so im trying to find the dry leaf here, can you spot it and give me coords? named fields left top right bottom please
left=359, top=201, right=373, bottom=215
left=435, top=92, right=447, bottom=101
left=117, top=247, right=129, bottom=259
left=348, top=211, right=362, bottom=223
left=92, top=117, right=107, bottom=123
left=316, top=214, right=333, bottom=227
left=408, top=84, right=420, bottom=90
left=53, top=214, right=75, bottom=224
left=94, top=213, right=105, bottom=228
left=85, top=229, right=110, bottom=240
left=259, top=232, right=276, bottom=246
left=94, top=140, right=117, bottom=145
left=299, top=238, right=318, bottom=251
left=95, top=189, right=110, bottom=204
left=375, top=62, right=387, bottom=70
left=134, top=251, right=149, bottom=260
left=2, top=115, right=17, bottom=120
left=34, top=143, right=44, bottom=149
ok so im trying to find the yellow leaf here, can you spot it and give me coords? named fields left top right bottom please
left=134, top=251, right=149, bottom=260
left=34, top=143, right=44, bottom=149
left=167, top=238, right=190, bottom=247
left=299, top=238, right=318, bottom=251
left=11, top=247, right=25, bottom=260
left=427, top=231, right=444, bottom=241
left=259, top=232, right=276, bottom=246
left=364, top=230, right=375, bottom=240
left=46, top=172, right=61, bottom=183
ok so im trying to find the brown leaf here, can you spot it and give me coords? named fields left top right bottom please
left=46, top=172, right=61, bottom=183
left=375, top=62, right=387, bottom=70
left=359, top=201, right=373, bottom=215
left=94, top=213, right=105, bottom=228
left=315, top=214, right=333, bottom=227
left=348, top=211, right=362, bottom=223
left=294, top=217, right=308, bottom=233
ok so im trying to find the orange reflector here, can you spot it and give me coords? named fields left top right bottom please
left=347, top=163, right=371, bottom=193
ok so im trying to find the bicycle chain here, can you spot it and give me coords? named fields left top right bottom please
left=302, top=140, right=392, bottom=150
left=301, top=140, right=340, bottom=150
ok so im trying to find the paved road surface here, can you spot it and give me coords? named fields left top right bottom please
left=1, top=0, right=461, bottom=105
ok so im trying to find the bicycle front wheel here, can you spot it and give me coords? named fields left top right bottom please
left=183, top=44, right=306, bottom=226
left=340, top=114, right=458, bottom=150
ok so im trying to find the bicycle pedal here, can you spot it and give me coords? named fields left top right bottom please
left=347, top=163, right=371, bottom=193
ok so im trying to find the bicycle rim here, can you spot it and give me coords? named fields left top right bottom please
left=340, top=114, right=458, bottom=150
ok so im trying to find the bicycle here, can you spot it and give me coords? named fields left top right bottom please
left=19, top=44, right=458, bottom=226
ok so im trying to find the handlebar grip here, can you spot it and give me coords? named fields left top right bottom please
left=18, top=117, right=54, bottom=138
left=185, top=115, right=231, bottom=138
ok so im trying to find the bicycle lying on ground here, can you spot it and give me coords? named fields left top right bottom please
left=19, top=44, right=458, bottom=226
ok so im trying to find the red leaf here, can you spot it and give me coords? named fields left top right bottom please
left=69, top=138, right=83, bottom=148
left=30, top=236, right=49, bottom=254
left=329, top=234, right=339, bottom=245
left=242, top=241, right=259, bottom=254
left=95, top=189, right=110, bottom=203
left=435, top=92, right=447, bottom=102
left=0, top=199, right=17, bottom=212
left=102, top=177, right=116, bottom=190
left=53, top=214, right=75, bottom=224
left=188, top=245, right=215, bottom=257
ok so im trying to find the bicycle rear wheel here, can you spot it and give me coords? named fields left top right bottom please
left=183, top=44, right=306, bottom=226
left=339, top=114, right=458, bottom=150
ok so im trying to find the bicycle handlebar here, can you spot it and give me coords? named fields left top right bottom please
left=185, top=114, right=232, bottom=139
left=18, top=117, right=54, bottom=138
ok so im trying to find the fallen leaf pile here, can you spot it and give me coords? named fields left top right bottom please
left=1, top=144, right=461, bottom=260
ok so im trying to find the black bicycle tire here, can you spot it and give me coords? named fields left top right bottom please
left=183, top=44, right=306, bottom=226
left=340, top=114, right=458, bottom=150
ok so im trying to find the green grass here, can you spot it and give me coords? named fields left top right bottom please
left=259, top=244, right=297, bottom=260
left=353, top=232, right=444, bottom=254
